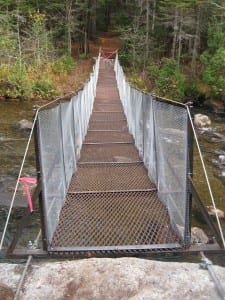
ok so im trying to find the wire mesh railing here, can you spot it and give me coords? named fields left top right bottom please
left=36, top=54, right=100, bottom=245
left=114, top=55, right=191, bottom=246
left=1, top=51, right=225, bottom=254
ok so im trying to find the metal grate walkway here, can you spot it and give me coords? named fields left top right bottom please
left=50, top=59, right=182, bottom=253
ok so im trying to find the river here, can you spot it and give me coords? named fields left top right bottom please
left=0, top=100, right=224, bottom=264
left=191, top=110, right=225, bottom=233
left=0, top=100, right=38, bottom=250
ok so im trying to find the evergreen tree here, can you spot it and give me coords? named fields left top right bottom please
left=201, top=22, right=225, bottom=100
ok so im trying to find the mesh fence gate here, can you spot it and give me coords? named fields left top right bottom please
left=36, top=54, right=192, bottom=253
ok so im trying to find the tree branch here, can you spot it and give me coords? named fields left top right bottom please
left=211, top=1, right=225, bottom=10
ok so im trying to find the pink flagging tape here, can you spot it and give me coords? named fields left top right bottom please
left=19, top=177, right=37, bottom=213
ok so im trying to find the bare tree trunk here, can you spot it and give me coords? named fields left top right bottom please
left=6, top=5, right=12, bottom=64
left=16, top=0, right=22, bottom=69
left=17, top=18, right=22, bottom=68
left=84, top=30, right=88, bottom=56
left=90, top=0, right=97, bottom=39
left=65, top=0, right=72, bottom=55
left=191, top=6, right=201, bottom=75
left=145, top=0, right=150, bottom=67
left=171, top=7, right=179, bottom=58
left=84, top=7, right=89, bottom=56
left=45, top=31, right=49, bottom=62
left=132, top=44, right=136, bottom=69
left=151, top=0, right=156, bottom=32
left=177, top=12, right=183, bottom=68
left=188, top=37, right=192, bottom=55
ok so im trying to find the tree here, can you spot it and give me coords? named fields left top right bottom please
left=27, top=12, right=54, bottom=67
left=0, top=7, right=17, bottom=63
left=201, top=23, right=225, bottom=100
left=155, top=57, right=185, bottom=100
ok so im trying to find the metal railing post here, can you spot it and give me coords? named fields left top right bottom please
left=59, top=102, right=67, bottom=191
left=184, top=108, right=194, bottom=247
left=34, top=116, right=47, bottom=251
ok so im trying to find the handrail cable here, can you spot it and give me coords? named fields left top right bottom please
left=13, top=227, right=43, bottom=300
left=186, top=106, right=225, bottom=249
left=154, top=94, right=186, bottom=107
left=200, top=251, right=225, bottom=300
left=14, top=255, right=32, bottom=300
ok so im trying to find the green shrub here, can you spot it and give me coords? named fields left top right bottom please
left=79, top=53, right=90, bottom=59
left=0, top=61, right=57, bottom=99
left=184, top=80, right=201, bottom=101
left=201, top=47, right=225, bottom=99
left=147, top=63, right=160, bottom=90
left=32, top=75, right=56, bottom=98
left=6, top=62, right=33, bottom=99
left=128, top=73, right=146, bottom=91
left=207, top=24, right=225, bottom=54
left=200, top=23, right=225, bottom=100
left=153, top=58, right=185, bottom=101
left=118, top=50, right=130, bottom=67
left=51, top=55, right=76, bottom=74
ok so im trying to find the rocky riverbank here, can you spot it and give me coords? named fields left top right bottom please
left=0, top=257, right=225, bottom=300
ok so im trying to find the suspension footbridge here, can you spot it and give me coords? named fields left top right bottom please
left=1, top=50, right=224, bottom=257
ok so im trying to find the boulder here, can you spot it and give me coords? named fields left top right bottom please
left=1, top=259, right=225, bottom=300
left=9, top=258, right=225, bottom=300
left=206, top=206, right=225, bottom=219
left=191, top=227, right=208, bottom=244
left=218, top=155, right=225, bottom=165
left=194, top=114, right=211, bottom=128
left=16, top=119, right=33, bottom=131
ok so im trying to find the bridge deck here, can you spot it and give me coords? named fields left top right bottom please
left=50, top=59, right=181, bottom=253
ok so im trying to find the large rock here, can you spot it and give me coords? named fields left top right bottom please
left=207, top=205, right=225, bottom=219
left=191, top=227, right=209, bottom=244
left=16, top=119, right=33, bottom=131
left=194, top=114, right=211, bottom=128
left=219, top=155, right=225, bottom=165
left=1, top=258, right=225, bottom=300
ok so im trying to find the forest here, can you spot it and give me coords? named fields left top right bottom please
left=0, top=0, right=225, bottom=108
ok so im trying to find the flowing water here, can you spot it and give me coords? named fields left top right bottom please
left=192, top=111, right=225, bottom=235
left=0, top=100, right=38, bottom=250
left=0, top=101, right=224, bottom=264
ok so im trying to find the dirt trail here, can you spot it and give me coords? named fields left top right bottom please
left=61, top=33, right=121, bottom=95
left=92, top=32, right=121, bottom=53
left=72, top=32, right=121, bottom=57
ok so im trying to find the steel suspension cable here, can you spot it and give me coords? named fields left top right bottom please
left=14, top=255, right=33, bottom=300
left=200, top=251, right=225, bottom=300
